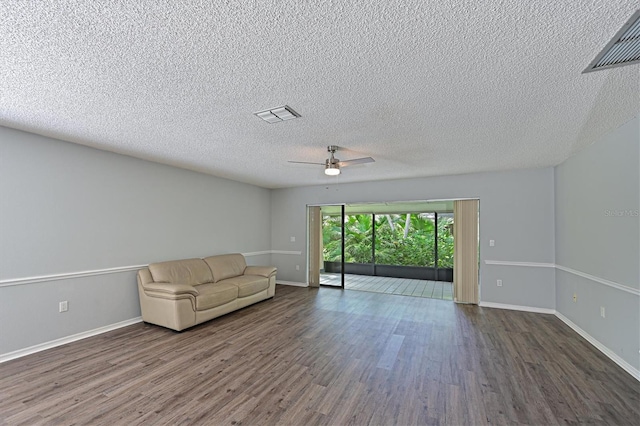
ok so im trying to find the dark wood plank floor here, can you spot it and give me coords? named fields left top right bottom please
left=1, top=285, right=638, bottom=425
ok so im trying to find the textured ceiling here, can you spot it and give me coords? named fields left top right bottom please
left=1, top=1, right=638, bottom=189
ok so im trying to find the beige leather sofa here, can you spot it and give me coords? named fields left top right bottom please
left=137, top=253, right=276, bottom=331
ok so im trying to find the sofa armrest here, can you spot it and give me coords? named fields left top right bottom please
left=244, top=266, right=277, bottom=278
left=142, top=282, right=199, bottom=297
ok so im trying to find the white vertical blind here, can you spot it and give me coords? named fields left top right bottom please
left=308, top=206, right=322, bottom=287
left=453, top=199, right=479, bottom=304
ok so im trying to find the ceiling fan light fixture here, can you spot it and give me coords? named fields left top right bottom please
left=325, top=164, right=340, bottom=176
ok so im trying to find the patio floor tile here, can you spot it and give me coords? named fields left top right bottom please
left=320, top=273, right=453, bottom=301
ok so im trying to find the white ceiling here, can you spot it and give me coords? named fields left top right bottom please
left=1, top=1, right=638, bottom=189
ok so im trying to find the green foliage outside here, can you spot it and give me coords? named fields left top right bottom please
left=322, top=213, right=454, bottom=268
left=436, top=214, right=454, bottom=268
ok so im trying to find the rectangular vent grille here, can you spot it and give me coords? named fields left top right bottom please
left=584, top=9, right=640, bottom=73
left=254, top=105, right=301, bottom=123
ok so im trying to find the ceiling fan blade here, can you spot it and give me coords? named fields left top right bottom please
left=338, top=157, right=375, bottom=167
left=288, top=160, right=325, bottom=165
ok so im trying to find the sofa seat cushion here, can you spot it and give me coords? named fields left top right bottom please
left=223, top=275, right=270, bottom=298
left=148, top=258, right=213, bottom=285
left=194, top=282, right=238, bottom=310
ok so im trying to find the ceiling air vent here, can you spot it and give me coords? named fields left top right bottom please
left=584, top=9, right=640, bottom=73
left=254, top=105, right=301, bottom=123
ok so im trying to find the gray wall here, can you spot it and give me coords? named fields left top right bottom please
left=270, top=167, right=556, bottom=309
left=0, top=127, right=272, bottom=355
left=555, top=116, right=639, bottom=371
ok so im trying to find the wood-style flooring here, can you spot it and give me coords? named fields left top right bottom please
left=1, top=285, right=638, bottom=425
left=320, top=273, right=453, bottom=300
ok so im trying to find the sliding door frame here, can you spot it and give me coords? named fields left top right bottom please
left=340, top=204, right=345, bottom=289
left=308, top=198, right=480, bottom=300
left=308, top=206, right=321, bottom=288
left=309, top=203, right=346, bottom=289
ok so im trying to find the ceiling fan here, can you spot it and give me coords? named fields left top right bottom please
left=288, top=145, right=375, bottom=176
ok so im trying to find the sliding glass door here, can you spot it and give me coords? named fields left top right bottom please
left=310, top=201, right=463, bottom=291
left=319, top=205, right=345, bottom=288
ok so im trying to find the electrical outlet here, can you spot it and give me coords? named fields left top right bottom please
left=496, top=279, right=502, bottom=287
left=573, top=293, right=577, bottom=303
left=290, top=236, right=295, bottom=242
left=489, top=240, right=495, bottom=247
left=600, top=307, right=606, bottom=318
left=296, top=265, right=300, bottom=271
left=59, top=301, right=68, bottom=312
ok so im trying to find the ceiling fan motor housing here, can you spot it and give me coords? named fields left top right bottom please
left=326, top=145, right=340, bottom=173
left=325, top=158, right=340, bottom=167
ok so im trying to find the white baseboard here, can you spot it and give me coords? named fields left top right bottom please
left=0, top=317, right=143, bottom=363
left=276, top=280, right=308, bottom=287
left=479, top=301, right=555, bottom=314
left=554, top=312, right=640, bottom=381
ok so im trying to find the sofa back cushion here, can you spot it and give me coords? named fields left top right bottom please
left=148, top=258, right=213, bottom=285
left=203, top=253, right=247, bottom=282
